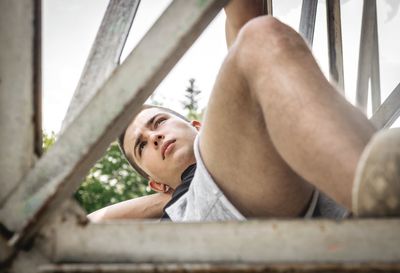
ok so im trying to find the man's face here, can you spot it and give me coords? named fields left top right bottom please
left=124, top=108, right=198, bottom=188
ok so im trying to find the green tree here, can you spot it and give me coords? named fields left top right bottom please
left=74, top=142, right=150, bottom=213
left=42, top=132, right=150, bottom=213
left=182, top=78, right=202, bottom=120
left=42, top=131, right=56, bottom=149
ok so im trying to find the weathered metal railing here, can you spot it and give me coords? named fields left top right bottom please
left=356, top=0, right=381, bottom=114
left=1, top=0, right=400, bottom=272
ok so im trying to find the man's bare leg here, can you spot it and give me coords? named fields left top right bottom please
left=200, top=16, right=376, bottom=217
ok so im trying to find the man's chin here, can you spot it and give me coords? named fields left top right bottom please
left=169, top=150, right=195, bottom=172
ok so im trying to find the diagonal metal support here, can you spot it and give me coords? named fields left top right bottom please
left=356, top=0, right=381, bottom=114
left=60, top=0, right=140, bottom=133
left=0, top=0, right=228, bottom=247
left=370, top=82, right=400, bottom=129
left=42, top=220, right=400, bottom=264
left=299, top=0, right=318, bottom=47
left=326, top=0, right=345, bottom=94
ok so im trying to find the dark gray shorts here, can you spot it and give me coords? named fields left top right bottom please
left=310, top=190, right=350, bottom=218
left=166, top=136, right=349, bottom=221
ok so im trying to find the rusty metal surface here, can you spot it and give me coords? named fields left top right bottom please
left=38, top=262, right=400, bottom=273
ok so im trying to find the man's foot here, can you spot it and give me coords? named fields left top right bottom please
left=352, top=128, right=400, bottom=217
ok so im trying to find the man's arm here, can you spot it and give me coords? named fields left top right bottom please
left=87, top=192, right=172, bottom=222
left=224, top=0, right=264, bottom=48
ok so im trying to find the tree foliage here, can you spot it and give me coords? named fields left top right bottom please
left=42, top=132, right=150, bottom=213
left=182, top=78, right=202, bottom=120
left=74, top=142, right=150, bottom=213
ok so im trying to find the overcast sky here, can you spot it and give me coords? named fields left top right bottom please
left=43, top=0, right=400, bottom=133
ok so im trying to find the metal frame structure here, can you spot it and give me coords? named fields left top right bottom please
left=356, top=0, right=381, bottom=114
left=326, top=0, right=345, bottom=94
left=1, top=0, right=400, bottom=272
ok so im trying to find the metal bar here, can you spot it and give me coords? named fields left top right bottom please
left=299, top=0, right=318, bottom=47
left=38, top=262, right=400, bottom=273
left=60, top=0, right=140, bottom=133
left=0, top=0, right=228, bottom=246
left=47, top=220, right=400, bottom=263
left=370, top=82, right=400, bottom=129
left=326, top=0, right=345, bottom=94
left=0, top=0, right=36, bottom=206
left=263, top=0, right=273, bottom=16
left=356, top=0, right=375, bottom=114
left=34, top=0, right=43, bottom=157
left=370, top=2, right=381, bottom=113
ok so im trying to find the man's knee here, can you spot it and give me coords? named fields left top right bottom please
left=238, top=15, right=285, bottom=45
left=230, top=16, right=308, bottom=74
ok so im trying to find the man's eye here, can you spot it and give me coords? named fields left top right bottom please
left=154, top=118, right=166, bottom=128
left=139, top=141, right=146, bottom=155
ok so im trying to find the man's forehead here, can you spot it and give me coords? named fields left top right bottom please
left=132, top=108, right=168, bottom=127
left=125, top=108, right=168, bottom=140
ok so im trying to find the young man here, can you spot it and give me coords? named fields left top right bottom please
left=88, top=1, right=398, bottom=222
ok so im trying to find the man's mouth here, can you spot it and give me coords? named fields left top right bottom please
left=161, top=139, right=176, bottom=160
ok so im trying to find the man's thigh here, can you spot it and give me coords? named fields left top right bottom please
left=199, top=52, right=314, bottom=218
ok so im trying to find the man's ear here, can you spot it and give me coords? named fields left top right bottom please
left=148, top=180, right=171, bottom=193
left=191, top=120, right=201, bottom=131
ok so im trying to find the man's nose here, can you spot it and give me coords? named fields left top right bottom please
left=150, top=133, right=164, bottom=148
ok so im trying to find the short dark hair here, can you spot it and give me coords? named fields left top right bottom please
left=118, top=105, right=190, bottom=179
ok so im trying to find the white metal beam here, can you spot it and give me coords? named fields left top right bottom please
left=46, top=220, right=400, bottom=264
left=36, top=262, right=400, bottom=273
left=0, top=0, right=37, bottom=206
left=0, top=0, right=228, bottom=247
left=370, top=83, right=400, bottom=129
left=60, top=0, right=140, bottom=133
